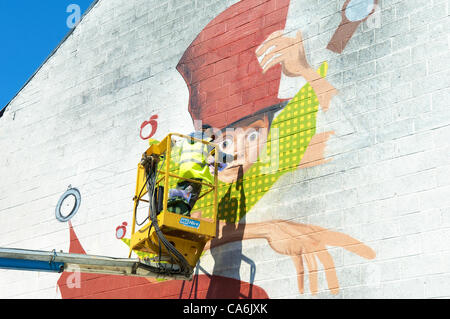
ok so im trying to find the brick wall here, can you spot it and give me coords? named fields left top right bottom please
left=0, top=0, right=449, bottom=298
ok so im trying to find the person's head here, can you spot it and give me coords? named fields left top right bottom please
left=200, top=124, right=214, bottom=140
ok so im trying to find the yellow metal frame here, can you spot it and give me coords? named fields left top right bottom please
left=128, top=133, right=219, bottom=268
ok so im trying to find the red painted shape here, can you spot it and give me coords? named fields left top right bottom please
left=57, top=222, right=268, bottom=299
left=115, top=222, right=127, bottom=239
left=139, top=114, right=158, bottom=140
left=177, top=0, right=291, bottom=130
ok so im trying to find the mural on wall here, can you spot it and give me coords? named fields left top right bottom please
left=173, top=0, right=376, bottom=296
left=60, top=0, right=378, bottom=298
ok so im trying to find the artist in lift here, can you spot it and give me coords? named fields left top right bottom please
left=167, top=126, right=234, bottom=216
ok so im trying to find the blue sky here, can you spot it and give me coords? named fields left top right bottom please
left=0, top=1, right=96, bottom=112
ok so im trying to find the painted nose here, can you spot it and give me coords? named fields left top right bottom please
left=228, top=136, right=246, bottom=165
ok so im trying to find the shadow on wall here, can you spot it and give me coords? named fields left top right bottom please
left=209, top=168, right=256, bottom=298
left=176, top=167, right=258, bottom=299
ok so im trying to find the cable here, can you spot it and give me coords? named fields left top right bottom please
left=133, top=140, right=193, bottom=279
left=134, top=154, right=166, bottom=227
left=144, top=156, right=193, bottom=278
left=134, top=172, right=152, bottom=227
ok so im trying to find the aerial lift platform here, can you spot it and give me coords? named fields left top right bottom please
left=0, top=133, right=219, bottom=281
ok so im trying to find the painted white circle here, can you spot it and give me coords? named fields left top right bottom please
left=55, top=188, right=81, bottom=222
left=345, top=0, right=375, bottom=22
left=60, top=194, right=76, bottom=218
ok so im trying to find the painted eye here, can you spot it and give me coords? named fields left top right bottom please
left=220, top=137, right=234, bottom=152
left=247, top=131, right=260, bottom=143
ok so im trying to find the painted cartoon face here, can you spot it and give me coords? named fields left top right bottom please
left=215, top=114, right=270, bottom=183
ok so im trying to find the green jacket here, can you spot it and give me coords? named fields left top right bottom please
left=178, top=137, right=214, bottom=185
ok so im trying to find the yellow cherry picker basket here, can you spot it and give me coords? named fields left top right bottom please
left=128, top=133, right=219, bottom=280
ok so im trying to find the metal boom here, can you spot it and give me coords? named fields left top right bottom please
left=0, top=247, right=192, bottom=281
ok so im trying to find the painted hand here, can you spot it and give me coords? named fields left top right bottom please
left=256, top=30, right=310, bottom=77
left=298, top=131, right=335, bottom=169
left=256, top=29, right=338, bottom=111
left=262, top=220, right=376, bottom=295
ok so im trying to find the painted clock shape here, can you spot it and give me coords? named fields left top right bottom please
left=55, top=187, right=81, bottom=222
